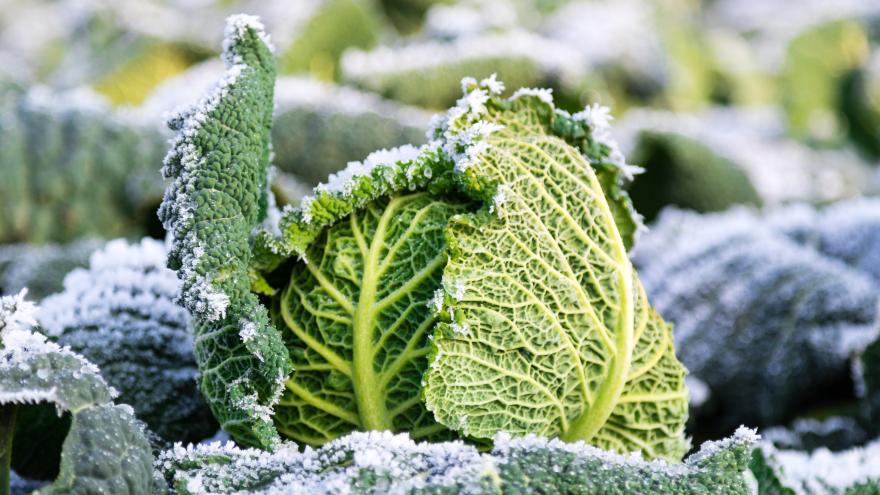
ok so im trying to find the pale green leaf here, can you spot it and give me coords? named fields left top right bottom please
left=423, top=89, right=688, bottom=460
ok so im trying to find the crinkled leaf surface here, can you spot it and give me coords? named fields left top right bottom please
left=157, top=15, right=290, bottom=449
left=270, top=193, right=469, bottom=444
left=0, top=291, right=153, bottom=494
left=424, top=92, right=688, bottom=460
left=155, top=428, right=758, bottom=494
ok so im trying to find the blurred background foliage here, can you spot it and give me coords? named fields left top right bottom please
left=2, top=0, right=878, bottom=246
left=3, top=0, right=880, bottom=459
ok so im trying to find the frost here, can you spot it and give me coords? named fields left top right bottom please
left=614, top=108, right=871, bottom=205
left=757, top=437, right=880, bottom=494
left=38, top=238, right=216, bottom=443
left=321, top=144, right=424, bottom=195
left=633, top=206, right=880, bottom=436
left=0, top=289, right=38, bottom=336
left=510, top=87, right=554, bottom=105
left=223, top=14, right=275, bottom=63
left=157, top=429, right=757, bottom=494
left=573, top=103, right=613, bottom=134
left=240, top=321, right=258, bottom=343
left=430, top=289, right=445, bottom=314
left=490, top=185, right=510, bottom=215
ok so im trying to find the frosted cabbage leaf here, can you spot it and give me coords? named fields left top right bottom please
left=422, top=83, right=688, bottom=460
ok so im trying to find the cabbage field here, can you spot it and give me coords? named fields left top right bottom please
left=1, top=1, right=880, bottom=493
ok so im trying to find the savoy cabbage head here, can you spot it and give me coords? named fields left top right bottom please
left=0, top=87, right=167, bottom=244
left=159, top=14, right=688, bottom=461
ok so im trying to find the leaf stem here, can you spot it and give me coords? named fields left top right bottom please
left=0, top=405, right=17, bottom=495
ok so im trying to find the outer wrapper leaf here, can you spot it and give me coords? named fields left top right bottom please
left=423, top=90, right=688, bottom=460
left=750, top=439, right=880, bottom=495
left=157, top=15, right=290, bottom=449
left=633, top=206, right=880, bottom=441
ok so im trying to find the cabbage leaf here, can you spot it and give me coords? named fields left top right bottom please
left=155, top=427, right=758, bottom=494
left=0, top=290, right=153, bottom=495
left=422, top=84, right=688, bottom=460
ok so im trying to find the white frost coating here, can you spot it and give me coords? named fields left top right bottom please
left=0, top=289, right=38, bottom=337
left=687, top=427, right=760, bottom=465
left=223, top=14, right=275, bottom=63
left=480, top=73, right=505, bottom=95
left=319, top=144, right=424, bottom=197
left=429, top=290, right=445, bottom=314
left=240, top=321, right=258, bottom=343
left=159, top=16, right=266, bottom=324
left=490, top=185, right=510, bottom=215
left=762, top=437, right=880, bottom=493
left=510, top=87, right=553, bottom=105
left=39, top=238, right=191, bottom=353
left=0, top=388, right=58, bottom=406
left=0, top=292, right=111, bottom=406
left=157, top=429, right=757, bottom=494
left=444, top=121, right=505, bottom=173
left=450, top=323, right=471, bottom=336
left=157, top=431, right=486, bottom=494
left=573, top=103, right=613, bottom=134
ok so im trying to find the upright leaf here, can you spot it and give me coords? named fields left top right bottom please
left=157, top=15, right=290, bottom=449
left=423, top=82, right=688, bottom=460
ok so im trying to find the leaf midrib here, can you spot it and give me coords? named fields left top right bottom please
left=493, top=136, right=635, bottom=443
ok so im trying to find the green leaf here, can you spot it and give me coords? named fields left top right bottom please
left=270, top=192, right=470, bottom=444
left=0, top=291, right=153, bottom=495
left=626, top=130, right=761, bottom=222
left=155, top=428, right=758, bottom=494
left=0, top=88, right=167, bottom=244
left=423, top=85, right=688, bottom=460
left=157, top=15, right=291, bottom=449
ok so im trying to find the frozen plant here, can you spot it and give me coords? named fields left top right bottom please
left=155, top=427, right=759, bottom=494
left=38, top=238, right=217, bottom=444
left=0, top=290, right=153, bottom=494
